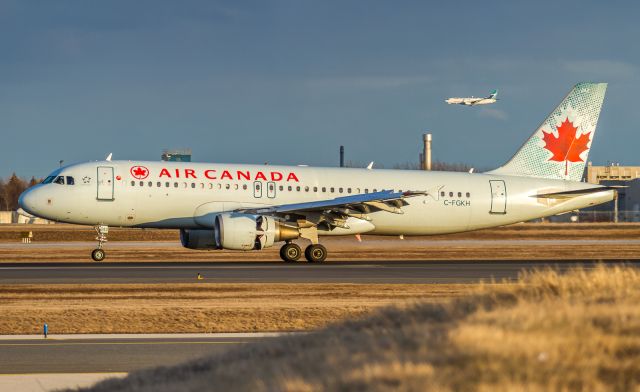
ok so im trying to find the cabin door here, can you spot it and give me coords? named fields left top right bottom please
left=97, top=166, right=115, bottom=200
left=489, top=180, right=506, bottom=214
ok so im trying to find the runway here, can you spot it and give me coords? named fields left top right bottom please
left=0, top=333, right=276, bottom=374
left=1, top=260, right=638, bottom=284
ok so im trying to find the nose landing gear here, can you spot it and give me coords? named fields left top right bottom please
left=91, top=225, right=109, bottom=262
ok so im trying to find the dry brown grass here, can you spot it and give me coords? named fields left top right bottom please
left=80, top=265, right=640, bottom=392
left=3, top=223, right=640, bottom=262
left=4, top=241, right=640, bottom=262
left=2, top=222, right=640, bottom=242
left=0, top=283, right=469, bottom=334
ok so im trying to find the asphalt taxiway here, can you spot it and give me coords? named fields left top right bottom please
left=1, top=260, right=638, bottom=284
left=0, top=333, right=278, bottom=374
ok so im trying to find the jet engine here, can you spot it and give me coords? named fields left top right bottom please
left=180, top=228, right=220, bottom=249
left=214, top=213, right=299, bottom=251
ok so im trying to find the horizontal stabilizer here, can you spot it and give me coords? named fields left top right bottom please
left=534, top=187, right=619, bottom=199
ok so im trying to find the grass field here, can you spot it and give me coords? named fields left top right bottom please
left=0, top=283, right=471, bottom=334
left=2, top=223, right=640, bottom=262
left=82, top=265, right=640, bottom=392
left=3, top=222, right=640, bottom=242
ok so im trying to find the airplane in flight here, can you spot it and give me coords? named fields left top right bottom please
left=20, top=83, right=612, bottom=263
left=446, top=89, right=498, bottom=106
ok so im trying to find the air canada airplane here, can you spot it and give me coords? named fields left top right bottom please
left=20, top=83, right=613, bottom=262
left=446, top=89, right=498, bottom=106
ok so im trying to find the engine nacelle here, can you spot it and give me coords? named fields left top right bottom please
left=214, top=213, right=299, bottom=251
left=180, top=229, right=220, bottom=250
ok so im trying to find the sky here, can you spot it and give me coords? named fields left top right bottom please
left=1, top=0, right=639, bottom=178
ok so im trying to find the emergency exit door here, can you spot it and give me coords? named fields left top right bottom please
left=489, top=180, right=506, bottom=214
left=97, top=166, right=115, bottom=200
left=253, top=181, right=263, bottom=198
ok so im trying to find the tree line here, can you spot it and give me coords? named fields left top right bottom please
left=0, top=174, right=39, bottom=211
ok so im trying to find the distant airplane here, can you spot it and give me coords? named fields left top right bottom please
left=20, top=83, right=611, bottom=263
left=446, top=89, right=498, bottom=106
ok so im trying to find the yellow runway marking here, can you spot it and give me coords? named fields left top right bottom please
left=0, top=341, right=247, bottom=347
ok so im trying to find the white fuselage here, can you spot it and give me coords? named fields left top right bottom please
left=446, top=97, right=497, bottom=106
left=20, top=160, right=614, bottom=236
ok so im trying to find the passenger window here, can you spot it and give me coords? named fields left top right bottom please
left=174, top=182, right=178, bottom=188
left=279, top=185, right=284, bottom=191
left=440, top=191, right=445, bottom=197
left=365, top=189, right=369, bottom=193
left=166, top=182, right=170, bottom=187
left=208, top=183, right=213, bottom=189
left=148, top=181, right=153, bottom=187
left=305, top=186, right=309, bottom=192
left=243, top=184, right=248, bottom=190
left=200, top=183, right=205, bottom=189
left=449, top=192, right=453, bottom=197
left=225, top=184, right=230, bottom=190
left=182, top=182, right=187, bottom=188
left=466, top=192, right=471, bottom=198
left=131, top=181, right=135, bottom=186
left=313, top=187, right=318, bottom=192
left=330, top=187, right=335, bottom=193
left=339, top=188, right=343, bottom=193
left=66, top=176, right=75, bottom=185
left=139, top=181, right=144, bottom=187
left=322, top=187, right=326, bottom=192
left=458, top=192, right=462, bottom=197
left=347, top=188, right=352, bottom=193
left=234, top=184, right=239, bottom=190
left=54, top=176, right=65, bottom=185
left=288, top=186, right=292, bottom=191
left=373, top=189, right=377, bottom=192
left=296, top=186, right=301, bottom=192
left=157, top=182, right=161, bottom=187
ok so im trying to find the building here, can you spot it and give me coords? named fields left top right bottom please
left=161, top=149, right=192, bottom=162
left=586, top=162, right=640, bottom=184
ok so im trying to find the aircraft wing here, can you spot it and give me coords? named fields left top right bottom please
left=237, top=190, right=427, bottom=228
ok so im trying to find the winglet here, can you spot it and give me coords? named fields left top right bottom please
left=366, top=162, right=374, bottom=170
left=106, top=153, right=113, bottom=161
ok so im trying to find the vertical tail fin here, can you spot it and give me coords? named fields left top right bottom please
left=488, top=89, right=498, bottom=99
left=488, top=82, right=607, bottom=181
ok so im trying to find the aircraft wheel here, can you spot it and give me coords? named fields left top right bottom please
left=280, top=243, right=302, bottom=262
left=304, top=244, right=327, bottom=263
left=91, top=248, right=106, bottom=262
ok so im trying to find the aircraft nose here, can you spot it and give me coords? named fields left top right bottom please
left=18, top=187, right=39, bottom=216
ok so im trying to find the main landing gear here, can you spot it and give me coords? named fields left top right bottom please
left=91, top=225, right=108, bottom=262
left=279, top=242, right=328, bottom=263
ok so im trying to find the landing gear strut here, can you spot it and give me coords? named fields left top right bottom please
left=279, top=242, right=302, bottom=262
left=91, top=225, right=108, bottom=262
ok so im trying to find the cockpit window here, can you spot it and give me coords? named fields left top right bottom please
left=66, top=176, right=75, bottom=185
left=42, top=176, right=55, bottom=184
left=53, top=176, right=65, bottom=185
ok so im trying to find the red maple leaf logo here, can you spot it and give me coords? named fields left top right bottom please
left=541, top=117, right=590, bottom=176
left=130, top=166, right=149, bottom=179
